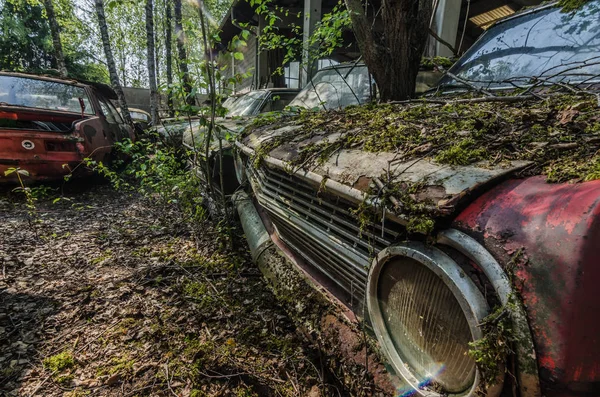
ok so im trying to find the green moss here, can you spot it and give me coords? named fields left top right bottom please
left=558, top=0, right=591, bottom=12
left=246, top=93, right=600, bottom=185
left=468, top=300, right=516, bottom=388
left=43, top=351, right=75, bottom=373
left=406, top=216, right=435, bottom=235
left=421, top=56, right=455, bottom=70
left=96, top=355, right=136, bottom=377
left=183, top=280, right=216, bottom=309
left=434, top=138, right=486, bottom=165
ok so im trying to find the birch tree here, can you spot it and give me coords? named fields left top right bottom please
left=42, top=0, right=67, bottom=77
left=174, top=0, right=194, bottom=106
left=146, top=0, right=159, bottom=124
left=94, top=0, right=134, bottom=127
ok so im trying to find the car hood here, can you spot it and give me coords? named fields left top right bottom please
left=240, top=123, right=530, bottom=217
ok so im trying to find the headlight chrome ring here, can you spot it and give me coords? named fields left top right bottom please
left=367, top=242, right=500, bottom=397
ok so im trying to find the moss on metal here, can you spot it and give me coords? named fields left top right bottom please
left=558, top=0, right=592, bottom=12
left=245, top=93, right=600, bottom=184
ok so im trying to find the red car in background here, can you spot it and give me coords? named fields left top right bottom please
left=0, top=72, right=134, bottom=183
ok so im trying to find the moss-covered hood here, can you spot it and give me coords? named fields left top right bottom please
left=239, top=93, right=600, bottom=219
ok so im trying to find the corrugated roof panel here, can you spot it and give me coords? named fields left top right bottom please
left=469, top=5, right=516, bottom=30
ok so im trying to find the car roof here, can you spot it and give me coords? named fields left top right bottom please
left=0, top=71, right=118, bottom=100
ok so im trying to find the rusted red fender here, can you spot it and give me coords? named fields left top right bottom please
left=454, top=176, right=600, bottom=396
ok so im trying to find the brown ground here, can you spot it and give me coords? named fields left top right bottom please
left=0, top=184, right=347, bottom=396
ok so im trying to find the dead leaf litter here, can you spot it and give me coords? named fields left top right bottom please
left=0, top=184, right=354, bottom=396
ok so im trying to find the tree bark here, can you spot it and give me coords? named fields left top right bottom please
left=145, top=0, right=159, bottom=125
left=165, top=0, right=174, bottom=116
left=173, top=0, right=194, bottom=107
left=95, top=0, right=134, bottom=128
left=42, top=0, right=67, bottom=78
left=344, top=0, right=433, bottom=101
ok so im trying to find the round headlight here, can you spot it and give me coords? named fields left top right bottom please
left=367, top=243, right=494, bottom=396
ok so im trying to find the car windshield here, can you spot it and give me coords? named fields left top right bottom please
left=439, top=1, right=600, bottom=90
left=288, top=65, right=372, bottom=110
left=0, top=75, right=93, bottom=114
left=225, top=90, right=270, bottom=117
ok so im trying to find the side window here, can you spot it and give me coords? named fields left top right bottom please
left=270, top=94, right=292, bottom=112
left=97, top=96, right=117, bottom=124
left=106, top=100, right=124, bottom=124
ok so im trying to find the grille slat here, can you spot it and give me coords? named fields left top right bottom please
left=256, top=167, right=400, bottom=242
left=248, top=163, right=404, bottom=302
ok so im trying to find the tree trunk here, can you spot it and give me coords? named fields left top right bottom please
left=42, top=0, right=67, bottom=78
left=173, top=0, right=194, bottom=107
left=344, top=0, right=433, bottom=101
left=145, top=0, right=159, bottom=125
left=165, top=0, right=174, bottom=116
left=95, top=0, right=134, bottom=128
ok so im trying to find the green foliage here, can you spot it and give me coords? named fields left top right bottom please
left=0, top=0, right=54, bottom=72
left=79, top=133, right=207, bottom=226
left=238, top=0, right=350, bottom=84
left=4, top=167, right=42, bottom=224
left=0, top=0, right=109, bottom=81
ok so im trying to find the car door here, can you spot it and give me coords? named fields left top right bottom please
left=97, top=95, right=130, bottom=142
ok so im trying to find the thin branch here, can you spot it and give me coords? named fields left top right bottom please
left=446, top=72, right=495, bottom=97
left=428, top=28, right=458, bottom=56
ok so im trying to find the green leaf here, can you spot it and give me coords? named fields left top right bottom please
left=233, top=52, right=244, bottom=61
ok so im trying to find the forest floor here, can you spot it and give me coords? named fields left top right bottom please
left=0, top=183, right=346, bottom=396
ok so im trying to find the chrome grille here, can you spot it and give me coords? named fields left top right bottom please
left=247, top=163, right=404, bottom=306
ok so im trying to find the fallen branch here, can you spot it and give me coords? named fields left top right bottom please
left=445, top=72, right=495, bottom=97
left=388, top=94, right=537, bottom=106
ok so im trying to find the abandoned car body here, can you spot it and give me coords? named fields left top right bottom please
left=0, top=72, right=134, bottom=182
left=182, top=65, right=374, bottom=196
left=180, top=88, right=299, bottom=196
left=234, top=2, right=600, bottom=396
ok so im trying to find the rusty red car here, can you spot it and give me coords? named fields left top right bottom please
left=233, top=1, right=600, bottom=397
left=0, top=72, right=134, bottom=183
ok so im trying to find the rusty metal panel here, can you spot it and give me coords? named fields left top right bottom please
left=454, top=176, right=600, bottom=395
